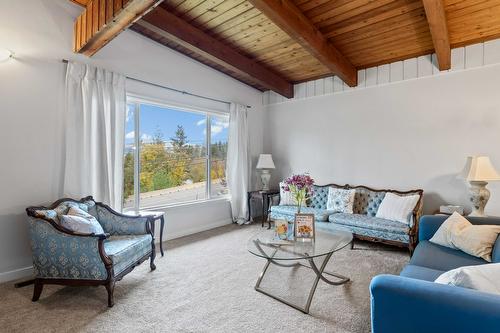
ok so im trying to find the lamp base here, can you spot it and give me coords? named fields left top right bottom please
left=468, top=181, right=490, bottom=217
left=260, top=170, right=271, bottom=191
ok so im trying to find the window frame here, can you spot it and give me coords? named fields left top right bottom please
left=125, top=94, right=230, bottom=212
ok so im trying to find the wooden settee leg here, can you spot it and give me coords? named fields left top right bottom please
left=105, top=281, right=115, bottom=308
left=32, top=279, right=43, bottom=302
left=150, top=252, right=156, bottom=271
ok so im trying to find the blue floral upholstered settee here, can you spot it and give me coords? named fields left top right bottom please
left=370, top=215, right=500, bottom=333
left=270, top=184, right=423, bottom=253
left=26, top=196, right=156, bottom=307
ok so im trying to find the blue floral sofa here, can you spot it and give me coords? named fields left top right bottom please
left=270, top=184, right=423, bottom=253
left=26, top=196, right=156, bottom=307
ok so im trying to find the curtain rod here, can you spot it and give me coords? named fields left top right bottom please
left=62, top=59, right=251, bottom=108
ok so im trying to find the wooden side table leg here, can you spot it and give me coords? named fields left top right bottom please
left=261, top=193, right=265, bottom=228
left=160, top=216, right=165, bottom=257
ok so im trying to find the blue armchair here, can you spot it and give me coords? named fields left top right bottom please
left=370, top=215, right=500, bottom=333
left=26, top=196, right=156, bottom=307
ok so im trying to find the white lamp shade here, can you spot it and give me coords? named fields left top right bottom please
left=461, top=156, right=500, bottom=181
left=256, top=154, right=275, bottom=169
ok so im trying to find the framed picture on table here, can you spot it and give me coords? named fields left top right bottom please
left=294, top=213, right=315, bottom=241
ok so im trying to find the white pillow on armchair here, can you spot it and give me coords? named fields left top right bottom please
left=435, top=263, right=500, bottom=295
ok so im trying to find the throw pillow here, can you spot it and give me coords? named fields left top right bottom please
left=375, top=192, right=420, bottom=225
left=326, top=187, right=355, bottom=213
left=279, top=182, right=307, bottom=207
left=60, top=206, right=105, bottom=235
left=435, top=263, right=500, bottom=295
left=430, top=212, right=500, bottom=262
left=429, top=212, right=470, bottom=249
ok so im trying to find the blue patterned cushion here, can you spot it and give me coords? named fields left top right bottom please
left=329, top=213, right=410, bottom=235
left=28, top=217, right=108, bottom=280
left=316, top=220, right=410, bottom=243
left=96, top=205, right=149, bottom=235
left=33, top=209, right=58, bottom=222
left=104, top=234, right=152, bottom=275
left=327, top=187, right=355, bottom=213
left=352, top=189, right=386, bottom=217
left=270, top=205, right=332, bottom=222
left=310, top=185, right=329, bottom=209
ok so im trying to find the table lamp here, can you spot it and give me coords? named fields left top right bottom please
left=461, top=156, right=500, bottom=217
left=256, top=154, right=275, bottom=191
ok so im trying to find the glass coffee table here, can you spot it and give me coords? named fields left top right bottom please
left=247, top=227, right=353, bottom=314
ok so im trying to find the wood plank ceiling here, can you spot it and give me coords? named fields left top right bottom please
left=72, top=0, right=500, bottom=97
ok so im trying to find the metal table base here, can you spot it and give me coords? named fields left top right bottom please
left=254, top=244, right=350, bottom=314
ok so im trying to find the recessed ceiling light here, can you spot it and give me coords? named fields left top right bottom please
left=0, top=49, right=13, bottom=62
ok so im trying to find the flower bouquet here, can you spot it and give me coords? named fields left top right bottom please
left=281, top=174, right=315, bottom=213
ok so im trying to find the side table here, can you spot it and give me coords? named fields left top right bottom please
left=247, top=190, right=280, bottom=229
left=126, top=210, right=166, bottom=256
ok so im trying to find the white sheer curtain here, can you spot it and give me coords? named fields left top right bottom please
left=63, top=62, right=126, bottom=210
left=226, top=103, right=250, bottom=224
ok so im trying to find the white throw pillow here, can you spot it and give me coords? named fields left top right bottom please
left=430, top=212, right=470, bottom=249
left=375, top=192, right=420, bottom=225
left=326, top=187, right=355, bottom=213
left=279, top=182, right=307, bottom=207
left=435, top=263, right=500, bottom=295
left=430, top=212, right=500, bottom=262
left=60, top=207, right=105, bottom=235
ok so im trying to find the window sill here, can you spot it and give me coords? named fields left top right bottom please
left=125, top=196, right=231, bottom=213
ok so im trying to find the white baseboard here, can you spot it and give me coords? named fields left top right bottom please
left=163, top=218, right=233, bottom=241
left=0, top=220, right=232, bottom=283
left=0, top=266, right=33, bottom=284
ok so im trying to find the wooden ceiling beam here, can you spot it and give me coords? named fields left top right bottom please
left=247, top=0, right=357, bottom=86
left=422, top=0, right=451, bottom=70
left=73, top=0, right=163, bottom=56
left=139, top=7, right=294, bottom=98
left=70, top=0, right=89, bottom=7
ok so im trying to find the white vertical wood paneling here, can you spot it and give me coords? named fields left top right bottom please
left=264, top=39, right=500, bottom=105
left=465, top=43, right=484, bottom=68
left=324, top=76, right=334, bottom=94
left=378, top=64, right=390, bottom=84
left=432, top=53, right=444, bottom=75
left=262, top=90, right=270, bottom=105
left=295, top=82, right=306, bottom=99
left=403, top=58, right=417, bottom=79
left=451, top=47, right=465, bottom=71
left=418, top=55, right=433, bottom=77
left=357, top=69, right=366, bottom=88
left=365, top=67, right=377, bottom=86
left=314, top=78, right=325, bottom=95
left=484, top=39, right=500, bottom=65
left=333, top=76, right=344, bottom=93
left=269, top=91, right=279, bottom=104
left=390, top=61, right=403, bottom=82
left=306, top=80, right=315, bottom=98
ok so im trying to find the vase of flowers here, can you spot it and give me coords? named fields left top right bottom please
left=281, top=174, right=315, bottom=214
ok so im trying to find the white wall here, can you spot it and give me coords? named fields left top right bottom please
left=0, top=0, right=264, bottom=282
left=264, top=60, right=500, bottom=217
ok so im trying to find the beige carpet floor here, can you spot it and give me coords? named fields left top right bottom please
left=0, top=224, right=409, bottom=333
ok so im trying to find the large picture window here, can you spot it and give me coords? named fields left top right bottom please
left=123, top=97, right=229, bottom=210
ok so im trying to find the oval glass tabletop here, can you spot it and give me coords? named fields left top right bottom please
left=247, top=226, right=353, bottom=260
